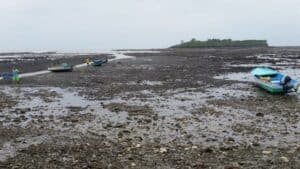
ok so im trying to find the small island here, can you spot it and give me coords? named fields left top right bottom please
left=171, top=38, right=269, bottom=48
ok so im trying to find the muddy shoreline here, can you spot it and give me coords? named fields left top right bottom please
left=0, top=48, right=299, bottom=168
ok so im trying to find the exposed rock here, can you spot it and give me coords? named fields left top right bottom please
left=279, top=156, right=289, bottom=163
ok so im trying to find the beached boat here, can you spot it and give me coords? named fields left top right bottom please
left=91, top=58, right=108, bottom=66
left=48, top=63, right=73, bottom=72
left=0, top=72, right=13, bottom=80
left=0, top=69, right=20, bottom=81
left=251, top=67, right=299, bottom=93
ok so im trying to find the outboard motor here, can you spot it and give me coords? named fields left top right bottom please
left=280, top=75, right=292, bottom=91
left=280, top=75, right=291, bottom=85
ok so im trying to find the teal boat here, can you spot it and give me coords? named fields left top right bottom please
left=91, top=58, right=108, bottom=66
left=48, top=63, right=73, bottom=72
left=251, top=67, right=299, bottom=93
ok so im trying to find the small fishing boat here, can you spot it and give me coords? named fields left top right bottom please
left=0, top=72, right=13, bottom=80
left=0, top=69, right=20, bottom=81
left=251, top=67, right=299, bottom=93
left=48, top=63, right=73, bottom=72
left=91, top=58, right=108, bottom=66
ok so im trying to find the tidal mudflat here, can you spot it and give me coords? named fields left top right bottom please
left=0, top=48, right=299, bottom=168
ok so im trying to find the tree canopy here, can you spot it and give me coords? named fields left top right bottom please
left=171, top=39, right=268, bottom=48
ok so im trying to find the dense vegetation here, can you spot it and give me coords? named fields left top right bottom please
left=171, top=39, right=268, bottom=48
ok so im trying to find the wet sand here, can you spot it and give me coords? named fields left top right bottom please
left=0, top=48, right=299, bottom=168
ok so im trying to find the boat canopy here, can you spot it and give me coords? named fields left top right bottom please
left=251, top=67, right=278, bottom=76
left=61, top=63, right=71, bottom=68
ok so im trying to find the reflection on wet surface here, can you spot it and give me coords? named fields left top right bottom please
left=0, top=81, right=298, bottom=157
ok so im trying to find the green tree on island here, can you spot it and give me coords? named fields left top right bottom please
left=171, top=38, right=268, bottom=48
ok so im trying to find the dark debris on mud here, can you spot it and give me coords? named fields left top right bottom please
left=0, top=48, right=300, bottom=168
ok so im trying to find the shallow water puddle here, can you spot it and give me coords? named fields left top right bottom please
left=126, top=80, right=163, bottom=86
left=0, top=87, right=95, bottom=129
left=118, top=50, right=161, bottom=54
left=256, top=54, right=300, bottom=62
left=0, top=135, right=49, bottom=162
left=1, top=85, right=249, bottom=125
left=0, top=83, right=298, bottom=147
left=227, top=63, right=272, bottom=68
left=214, top=72, right=253, bottom=82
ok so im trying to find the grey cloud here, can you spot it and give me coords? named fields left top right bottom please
left=0, top=0, right=300, bottom=51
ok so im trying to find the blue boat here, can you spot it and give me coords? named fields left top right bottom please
left=0, top=69, right=20, bottom=82
left=91, top=58, right=108, bottom=66
left=251, top=67, right=299, bottom=93
left=48, top=63, right=73, bottom=72
left=0, top=72, right=13, bottom=80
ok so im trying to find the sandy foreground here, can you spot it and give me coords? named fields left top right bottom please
left=0, top=48, right=299, bottom=168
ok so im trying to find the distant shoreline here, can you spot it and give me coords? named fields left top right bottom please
left=3, top=45, right=300, bottom=55
left=171, top=39, right=268, bottom=48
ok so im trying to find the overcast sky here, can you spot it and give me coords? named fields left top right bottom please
left=0, top=0, right=300, bottom=51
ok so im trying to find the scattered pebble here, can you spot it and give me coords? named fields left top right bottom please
left=159, top=147, right=168, bottom=153
left=184, top=147, right=190, bottom=151
left=192, top=146, right=198, bottom=149
left=262, top=150, right=272, bottom=155
left=279, top=156, right=289, bottom=163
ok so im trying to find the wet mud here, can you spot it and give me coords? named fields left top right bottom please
left=0, top=48, right=299, bottom=168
